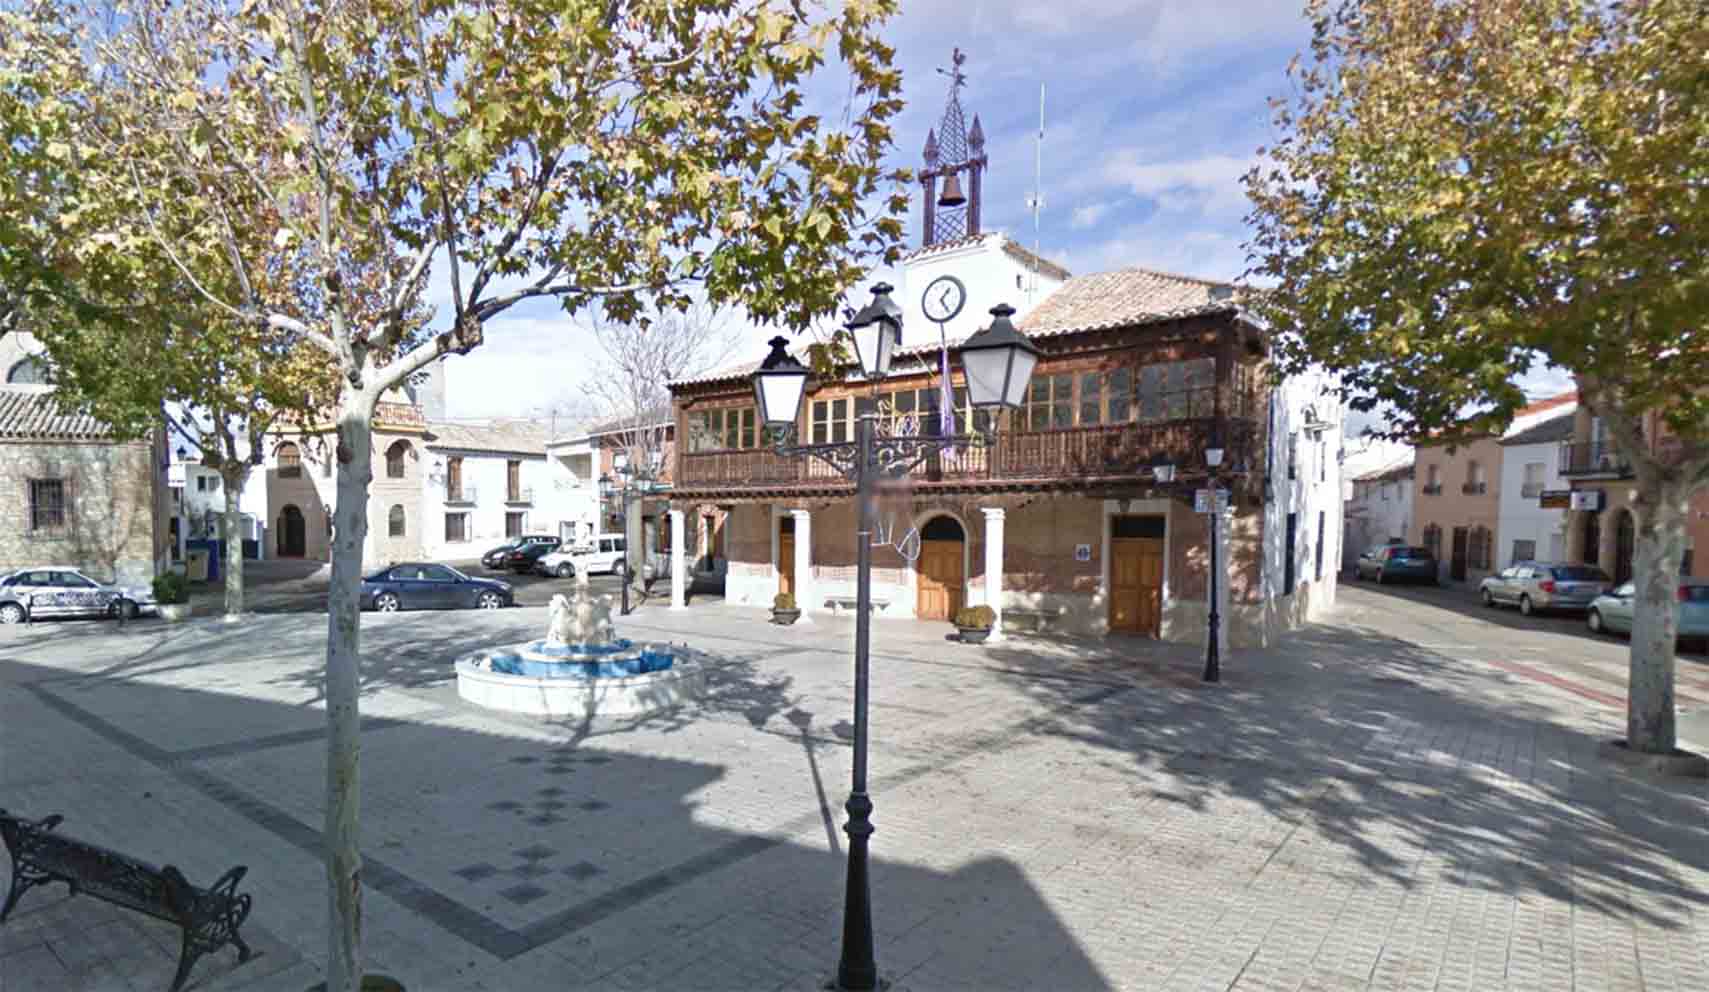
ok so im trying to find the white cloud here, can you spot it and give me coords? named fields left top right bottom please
left=1100, top=152, right=1254, bottom=220
left=1070, top=201, right=1115, bottom=230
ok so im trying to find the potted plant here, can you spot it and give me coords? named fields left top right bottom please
left=955, top=605, right=996, bottom=644
left=152, top=572, right=193, bottom=622
left=771, top=592, right=800, bottom=625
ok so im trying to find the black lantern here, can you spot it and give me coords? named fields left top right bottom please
left=846, top=283, right=902, bottom=381
left=959, top=303, right=1039, bottom=410
left=752, top=336, right=809, bottom=431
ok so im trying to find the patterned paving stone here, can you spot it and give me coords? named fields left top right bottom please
left=578, top=800, right=609, bottom=812
left=562, top=861, right=605, bottom=881
left=513, top=845, right=557, bottom=861
left=496, top=883, right=550, bottom=905
left=452, top=863, right=499, bottom=882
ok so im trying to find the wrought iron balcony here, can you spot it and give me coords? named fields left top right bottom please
left=1461, top=481, right=1487, bottom=495
left=1421, top=483, right=1442, bottom=496
left=675, top=418, right=1258, bottom=493
left=444, top=486, right=478, bottom=505
left=1559, top=441, right=1633, bottom=478
left=505, top=486, right=534, bottom=505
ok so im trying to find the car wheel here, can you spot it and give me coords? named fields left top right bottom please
left=375, top=592, right=401, bottom=613
left=613, top=560, right=628, bottom=578
left=110, top=598, right=138, bottom=620
left=1519, top=595, right=1534, bottom=617
left=0, top=603, right=24, bottom=625
left=1481, top=588, right=1495, bottom=607
left=556, top=563, right=574, bottom=579
left=1375, top=568, right=1386, bottom=585
left=477, top=592, right=504, bottom=610
left=1587, top=609, right=1604, bottom=634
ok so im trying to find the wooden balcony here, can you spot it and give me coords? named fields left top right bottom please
left=674, top=418, right=1258, bottom=497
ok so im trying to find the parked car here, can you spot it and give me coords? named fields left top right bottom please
left=568, top=535, right=629, bottom=577
left=481, top=534, right=557, bottom=571
left=500, top=535, right=562, bottom=573
left=1479, top=562, right=1611, bottom=615
left=536, top=544, right=588, bottom=579
left=1587, top=580, right=1709, bottom=648
left=360, top=562, right=513, bottom=612
left=0, top=567, right=159, bottom=624
left=1355, top=545, right=1439, bottom=584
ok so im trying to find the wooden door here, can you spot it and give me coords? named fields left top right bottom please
left=1614, top=510, right=1635, bottom=585
left=279, top=504, right=306, bottom=558
left=916, top=540, right=964, bottom=621
left=1109, top=538, right=1165, bottom=636
left=778, top=533, right=795, bottom=598
left=1450, top=527, right=1469, bottom=581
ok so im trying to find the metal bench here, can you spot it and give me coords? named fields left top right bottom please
left=825, top=595, right=891, bottom=615
left=1, top=809, right=253, bottom=991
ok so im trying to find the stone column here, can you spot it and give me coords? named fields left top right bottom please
left=669, top=509, right=687, bottom=610
left=981, top=507, right=1006, bottom=642
left=791, top=508, right=813, bottom=623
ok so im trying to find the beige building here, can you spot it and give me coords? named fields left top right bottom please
left=1561, top=406, right=1708, bottom=583
left=0, top=334, right=170, bottom=585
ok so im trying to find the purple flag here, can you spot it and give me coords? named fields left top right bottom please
left=939, top=343, right=957, bottom=439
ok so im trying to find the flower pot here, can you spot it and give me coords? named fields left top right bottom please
left=158, top=603, right=194, bottom=623
left=956, top=625, right=991, bottom=644
left=771, top=608, right=801, bottom=625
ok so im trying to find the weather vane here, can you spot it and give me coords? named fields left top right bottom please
left=936, top=47, right=967, bottom=92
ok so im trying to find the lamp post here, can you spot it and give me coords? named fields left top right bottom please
left=1203, top=443, right=1225, bottom=684
left=752, top=286, right=1037, bottom=990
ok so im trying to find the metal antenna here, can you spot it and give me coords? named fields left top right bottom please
left=1024, top=82, right=1045, bottom=302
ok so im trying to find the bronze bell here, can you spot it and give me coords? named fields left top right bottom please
left=937, top=171, right=967, bottom=208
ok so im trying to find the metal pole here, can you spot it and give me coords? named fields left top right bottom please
left=621, top=484, right=631, bottom=616
left=837, top=412, right=878, bottom=990
left=1205, top=490, right=1221, bottom=684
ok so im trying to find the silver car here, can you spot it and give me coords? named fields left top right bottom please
left=1480, top=562, right=1611, bottom=616
left=0, top=567, right=158, bottom=624
left=1587, top=580, right=1709, bottom=648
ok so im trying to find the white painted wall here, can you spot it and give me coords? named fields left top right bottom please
left=896, top=233, right=1067, bottom=349
left=541, top=438, right=602, bottom=545
left=1343, top=466, right=1413, bottom=570
left=1497, top=438, right=1570, bottom=567
left=1261, top=366, right=1344, bottom=641
left=420, top=449, right=554, bottom=560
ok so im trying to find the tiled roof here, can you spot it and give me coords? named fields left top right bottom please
left=584, top=405, right=674, bottom=438
left=1353, top=457, right=1415, bottom=483
left=1019, top=266, right=1239, bottom=338
left=902, top=232, right=1073, bottom=284
left=425, top=418, right=550, bottom=455
left=1514, top=391, right=1577, bottom=419
left=1499, top=408, right=1577, bottom=447
left=0, top=388, right=117, bottom=440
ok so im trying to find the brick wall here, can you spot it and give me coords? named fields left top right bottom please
left=0, top=438, right=161, bottom=585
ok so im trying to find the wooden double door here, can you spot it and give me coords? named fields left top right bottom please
left=1109, top=536, right=1164, bottom=636
left=916, top=539, right=964, bottom=621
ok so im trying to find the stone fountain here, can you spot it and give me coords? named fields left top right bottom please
left=455, top=573, right=707, bottom=717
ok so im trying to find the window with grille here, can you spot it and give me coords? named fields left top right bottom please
left=444, top=513, right=468, bottom=543
left=277, top=442, right=302, bottom=478
left=388, top=504, right=406, bottom=537
left=1287, top=433, right=1298, bottom=481
left=386, top=441, right=410, bottom=479
left=505, top=512, right=523, bottom=538
left=1284, top=512, right=1298, bottom=594
left=1511, top=539, right=1536, bottom=565
left=1136, top=359, right=1215, bottom=423
left=1470, top=526, right=1492, bottom=570
left=29, top=479, right=66, bottom=531
left=1521, top=462, right=1545, bottom=499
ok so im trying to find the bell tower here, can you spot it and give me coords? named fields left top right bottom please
left=921, top=48, right=986, bottom=248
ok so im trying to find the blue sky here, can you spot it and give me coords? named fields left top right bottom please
left=441, top=0, right=1319, bottom=420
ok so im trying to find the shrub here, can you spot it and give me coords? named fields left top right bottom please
left=954, top=605, right=995, bottom=629
left=773, top=592, right=797, bottom=611
left=152, top=572, right=190, bottom=605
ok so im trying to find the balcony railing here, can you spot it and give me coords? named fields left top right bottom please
left=444, top=486, right=477, bottom=505
left=1421, top=483, right=1442, bottom=495
left=505, top=486, right=534, bottom=504
left=1461, top=481, right=1487, bottom=495
left=676, top=419, right=1257, bottom=491
left=1559, top=441, right=1633, bottom=478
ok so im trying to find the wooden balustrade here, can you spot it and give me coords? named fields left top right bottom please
left=676, top=418, right=1256, bottom=491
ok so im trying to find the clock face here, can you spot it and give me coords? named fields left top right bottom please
left=921, top=275, right=967, bottom=324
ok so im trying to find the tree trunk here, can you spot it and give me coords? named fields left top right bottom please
left=221, top=465, right=249, bottom=617
left=625, top=486, right=644, bottom=601
left=1627, top=480, right=1689, bottom=754
left=324, top=391, right=374, bottom=992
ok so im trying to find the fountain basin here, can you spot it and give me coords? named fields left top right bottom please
left=456, top=639, right=707, bottom=718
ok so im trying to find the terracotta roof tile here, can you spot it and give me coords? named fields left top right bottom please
left=425, top=418, right=551, bottom=455
left=0, top=388, right=117, bottom=441
left=1019, top=266, right=1239, bottom=338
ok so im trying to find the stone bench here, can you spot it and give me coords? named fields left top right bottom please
left=1001, top=609, right=1057, bottom=633
left=1, top=809, right=253, bottom=991
left=825, top=595, right=891, bottom=616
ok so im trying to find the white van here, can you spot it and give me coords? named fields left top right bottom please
left=537, top=535, right=627, bottom=578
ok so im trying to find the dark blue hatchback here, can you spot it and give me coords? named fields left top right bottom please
left=360, top=562, right=513, bottom=612
left=1355, top=545, right=1439, bottom=585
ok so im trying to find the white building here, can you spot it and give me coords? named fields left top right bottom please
left=542, top=432, right=603, bottom=545
left=894, top=232, right=1070, bottom=350
left=1261, top=371, right=1346, bottom=639
left=1495, top=405, right=1577, bottom=567
left=421, top=420, right=554, bottom=560
left=1342, top=456, right=1414, bottom=571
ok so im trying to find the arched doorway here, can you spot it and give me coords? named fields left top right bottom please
left=1582, top=511, right=1602, bottom=567
left=278, top=504, right=306, bottom=558
left=915, top=515, right=965, bottom=621
left=1614, top=509, right=1635, bottom=585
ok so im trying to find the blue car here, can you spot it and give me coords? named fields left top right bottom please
left=360, top=562, right=513, bottom=613
left=1355, top=544, right=1439, bottom=585
left=1587, top=579, right=1709, bottom=649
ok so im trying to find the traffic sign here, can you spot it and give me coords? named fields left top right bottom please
left=1194, top=488, right=1230, bottom=514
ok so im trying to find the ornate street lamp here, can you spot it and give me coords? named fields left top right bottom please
left=753, top=296, right=1037, bottom=991
left=1204, top=441, right=1226, bottom=684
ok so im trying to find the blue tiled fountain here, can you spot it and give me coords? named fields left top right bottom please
left=455, top=573, right=706, bottom=717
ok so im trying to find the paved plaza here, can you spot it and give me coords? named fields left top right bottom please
left=3, top=586, right=1707, bottom=991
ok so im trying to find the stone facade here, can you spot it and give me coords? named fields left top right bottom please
left=0, top=436, right=166, bottom=586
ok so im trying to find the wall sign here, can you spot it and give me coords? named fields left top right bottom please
left=1569, top=490, right=1604, bottom=512
left=1074, top=544, right=1092, bottom=562
left=1538, top=489, right=1572, bottom=510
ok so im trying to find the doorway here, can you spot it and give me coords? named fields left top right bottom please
left=1109, top=515, right=1165, bottom=636
left=278, top=504, right=306, bottom=558
left=1582, top=511, right=1602, bottom=566
left=1614, top=509, right=1635, bottom=585
left=778, top=514, right=795, bottom=598
left=1450, top=526, right=1469, bottom=581
left=915, top=515, right=966, bottom=621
